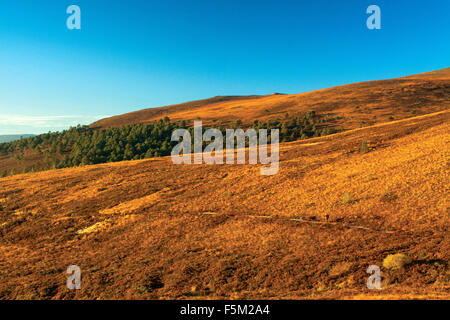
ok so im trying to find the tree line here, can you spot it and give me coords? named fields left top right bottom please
left=0, top=112, right=339, bottom=176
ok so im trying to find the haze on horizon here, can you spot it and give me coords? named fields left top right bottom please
left=0, top=0, right=449, bottom=135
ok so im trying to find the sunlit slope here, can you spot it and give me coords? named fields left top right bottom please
left=403, top=67, right=450, bottom=80
left=91, top=68, right=450, bottom=130
left=0, top=110, right=448, bottom=299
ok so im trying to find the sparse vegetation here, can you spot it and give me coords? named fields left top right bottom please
left=342, top=192, right=353, bottom=204
left=329, top=262, right=353, bottom=277
left=360, top=140, right=369, bottom=154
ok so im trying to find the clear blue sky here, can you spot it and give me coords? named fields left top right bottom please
left=0, top=0, right=449, bottom=134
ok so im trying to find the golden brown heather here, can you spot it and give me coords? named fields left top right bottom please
left=91, top=67, right=450, bottom=130
left=0, top=110, right=448, bottom=299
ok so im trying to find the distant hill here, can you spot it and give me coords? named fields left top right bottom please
left=91, top=67, right=450, bottom=130
left=0, top=134, right=35, bottom=143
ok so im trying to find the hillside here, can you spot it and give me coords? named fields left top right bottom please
left=0, top=109, right=448, bottom=299
left=1, top=68, right=448, bottom=177
left=0, top=113, right=330, bottom=176
left=91, top=68, right=450, bottom=130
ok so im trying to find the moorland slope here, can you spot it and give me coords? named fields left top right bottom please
left=0, top=109, right=448, bottom=299
left=91, top=68, right=450, bottom=130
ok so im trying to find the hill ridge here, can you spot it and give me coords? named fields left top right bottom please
left=90, top=67, right=450, bottom=130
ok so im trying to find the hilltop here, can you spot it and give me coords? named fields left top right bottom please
left=91, top=68, right=450, bottom=130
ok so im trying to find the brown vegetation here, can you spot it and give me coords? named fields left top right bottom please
left=0, top=107, right=448, bottom=299
left=91, top=68, right=450, bottom=131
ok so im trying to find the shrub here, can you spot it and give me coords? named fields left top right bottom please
left=321, top=127, right=338, bottom=136
left=360, top=140, right=369, bottom=154
left=305, top=110, right=316, bottom=119
left=342, top=192, right=353, bottom=204
left=383, top=254, right=412, bottom=270
left=222, top=191, right=232, bottom=197
left=329, top=262, right=353, bottom=277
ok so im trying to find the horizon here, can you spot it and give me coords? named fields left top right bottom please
left=1, top=0, right=449, bottom=134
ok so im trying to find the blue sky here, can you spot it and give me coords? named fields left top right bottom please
left=0, top=0, right=449, bottom=134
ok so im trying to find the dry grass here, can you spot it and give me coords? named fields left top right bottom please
left=383, top=254, right=413, bottom=270
left=0, top=108, right=448, bottom=300
left=91, top=68, right=450, bottom=131
left=2, top=68, right=449, bottom=176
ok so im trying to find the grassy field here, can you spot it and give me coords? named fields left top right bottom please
left=0, top=108, right=448, bottom=299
